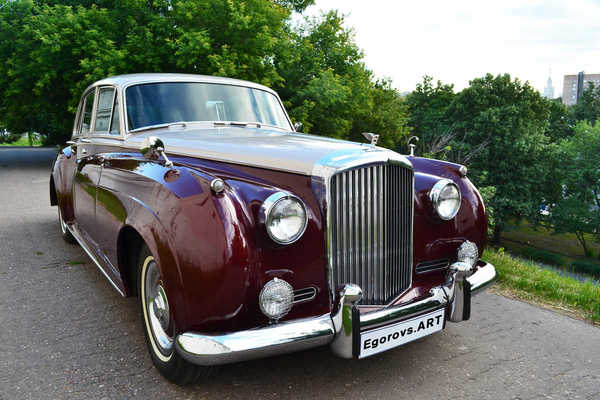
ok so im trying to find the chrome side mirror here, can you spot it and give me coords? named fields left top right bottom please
left=141, top=136, right=173, bottom=167
left=293, top=121, right=303, bottom=132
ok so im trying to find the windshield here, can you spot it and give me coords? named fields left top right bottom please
left=125, top=82, right=291, bottom=131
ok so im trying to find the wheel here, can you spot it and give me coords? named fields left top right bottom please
left=137, top=245, right=210, bottom=384
left=58, top=206, right=76, bottom=244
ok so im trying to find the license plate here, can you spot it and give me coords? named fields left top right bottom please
left=359, top=308, right=445, bottom=358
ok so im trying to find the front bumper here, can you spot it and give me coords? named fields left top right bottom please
left=175, top=261, right=496, bottom=365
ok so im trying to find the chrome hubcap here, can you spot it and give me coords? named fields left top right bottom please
left=144, top=260, right=173, bottom=356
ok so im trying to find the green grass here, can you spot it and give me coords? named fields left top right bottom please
left=485, top=248, right=600, bottom=323
left=0, top=136, right=44, bottom=147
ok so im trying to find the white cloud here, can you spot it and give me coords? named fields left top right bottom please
left=305, top=0, right=600, bottom=95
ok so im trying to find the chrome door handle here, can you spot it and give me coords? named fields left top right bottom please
left=80, top=138, right=91, bottom=143
left=81, top=148, right=88, bottom=155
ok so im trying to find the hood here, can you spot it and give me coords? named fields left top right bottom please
left=124, top=126, right=411, bottom=178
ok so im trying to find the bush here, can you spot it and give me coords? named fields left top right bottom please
left=520, top=248, right=566, bottom=266
left=571, top=260, right=600, bottom=279
left=0, top=132, right=21, bottom=144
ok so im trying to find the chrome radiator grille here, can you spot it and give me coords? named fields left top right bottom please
left=329, top=163, right=413, bottom=305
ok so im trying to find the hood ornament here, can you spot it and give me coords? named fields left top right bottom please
left=362, top=132, right=379, bottom=146
left=408, top=136, right=419, bottom=157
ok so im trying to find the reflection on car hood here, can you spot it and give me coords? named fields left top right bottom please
left=125, top=127, right=409, bottom=177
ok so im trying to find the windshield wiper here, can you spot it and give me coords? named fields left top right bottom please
left=130, top=121, right=189, bottom=133
left=213, top=121, right=262, bottom=128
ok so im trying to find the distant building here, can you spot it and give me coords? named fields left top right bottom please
left=563, top=71, right=600, bottom=105
left=542, top=74, right=554, bottom=99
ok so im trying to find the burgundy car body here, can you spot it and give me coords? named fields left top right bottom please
left=50, top=74, right=495, bottom=366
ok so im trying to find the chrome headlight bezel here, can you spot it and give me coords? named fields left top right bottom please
left=429, top=179, right=462, bottom=220
left=260, top=192, right=308, bottom=245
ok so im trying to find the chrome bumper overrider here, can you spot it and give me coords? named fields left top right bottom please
left=175, top=261, right=496, bottom=365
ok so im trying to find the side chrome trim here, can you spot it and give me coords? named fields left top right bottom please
left=175, top=314, right=335, bottom=366
left=67, top=224, right=126, bottom=297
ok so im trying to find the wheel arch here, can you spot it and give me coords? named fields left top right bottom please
left=116, top=225, right=145, bottom=297
left=50, top=175, right=58, bottom=206
left=115, top=217, right=189, bottom=331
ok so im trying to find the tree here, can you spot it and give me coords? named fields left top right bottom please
left=0, top=0, right=291, bottom=144
left=570, top=82, right=600, bottom=124
left=0, top=2, right=410, bottom=148
left=273, top=11, right=410, bottom=149
left=552, top=121, right=600, bottom=257
left=405, top=76, right=455, bottom=157
left=445, top=73, right=552, bottom=243
left=545, top=98, right=573, bottom=141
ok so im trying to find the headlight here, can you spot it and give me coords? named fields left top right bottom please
left=261, top=192, right=308, bottom=244
left=430, top=179, right=461, bottom=220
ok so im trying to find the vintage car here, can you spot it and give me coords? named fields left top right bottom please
left=50, top=73, right=496, bottom=384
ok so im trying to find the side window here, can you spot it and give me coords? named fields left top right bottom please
left=94, top=87, right=115, bottom=134
left=109, top=94, right=121, bottom=135
left=81, top=90, right=95, bottom=135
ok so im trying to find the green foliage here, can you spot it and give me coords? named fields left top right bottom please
left=0, top=132, right=22, bottom=144
left=405, top=76, right=455, bottom=157
left=274, top=11, right=410, bottom=148
left=477, top=185, right=496, bottom=240
left=0, top=2, right=410, bottom=148
left=544, top=98, right=573, bottom=141
left=570, top=82, right=600, bottom=124
left=0, top=0, right=292, bottom=144
left=552, top=121, right=600, bottom=256
left=571, top=260, right=600, bottom=279
left=445, top=73, right=552, bottom=241
left=274, top=0, right=315, bottom=13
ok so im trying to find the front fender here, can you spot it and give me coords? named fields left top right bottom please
left=103, top=156, right=255, bottom=333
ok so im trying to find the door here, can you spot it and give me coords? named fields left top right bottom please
left=73, top=89, right=102, bottom=239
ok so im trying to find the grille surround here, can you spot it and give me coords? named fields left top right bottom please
left=327, top=161, right=414, bottom=305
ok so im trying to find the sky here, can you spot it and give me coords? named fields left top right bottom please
left=302, top=0, right=600, bottom=96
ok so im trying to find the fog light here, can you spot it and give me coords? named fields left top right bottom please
left=259, top=278, right=293, bottom=321
left=457, top=240, right=478, bottom=267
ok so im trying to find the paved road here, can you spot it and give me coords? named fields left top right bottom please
left=1, top=147, right=599, bottom=400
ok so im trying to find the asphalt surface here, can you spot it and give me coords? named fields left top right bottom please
left=1, top=147, right=599, bottom=400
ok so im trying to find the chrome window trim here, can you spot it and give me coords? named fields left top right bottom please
left=72, top=93, right=86, bottom=138
left=90, top=85, right=121, bottom=137
left=76, top=87, right=98, bottom=138
left=320, top=152, right=414, bottom=305
left=121, top=80, right=294, bottom=135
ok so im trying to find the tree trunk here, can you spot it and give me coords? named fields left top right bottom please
left=575, top=231, right=589, bottom=257
left=492, top=225, right=502, bottom=245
